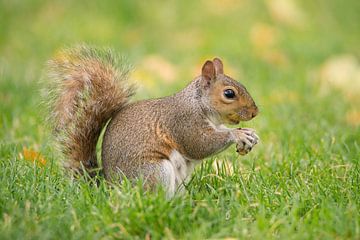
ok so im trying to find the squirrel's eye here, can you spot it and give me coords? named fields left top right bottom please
left=224, top=89, right=236, bottom=99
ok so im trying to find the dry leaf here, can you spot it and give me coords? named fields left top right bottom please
left=130, top=69, right=157, bottom=90
left=21, top=147, right=47, bottom=167
left=266, top=0, right=306, bottom=27
left=319, top=54, right=360, bottom=99
left=260, top=49, right=289, bottom=67
left=346, top=110, right=360, bottom=127
left=250, top=23, right=278, bottom=50
left=141, top=55, right=177, bottom=83
left=250, top=23, right=289, bottom=67
left=174, top=29, right=204, bottom=50
left=130, top=55, right=178, bottom=93
left=203, top=0, right=244, bottom=16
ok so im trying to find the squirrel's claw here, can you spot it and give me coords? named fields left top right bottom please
left=235, top=128, right=259, bottom=155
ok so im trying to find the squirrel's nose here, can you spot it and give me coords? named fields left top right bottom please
left=251, top=106, right=259, bottom=118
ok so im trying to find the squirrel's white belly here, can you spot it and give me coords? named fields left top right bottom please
left=161, top=150, right=199, bottom=197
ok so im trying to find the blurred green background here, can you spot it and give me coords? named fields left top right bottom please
left=1, top=0, right=360, bottom=188
left=1, top=0, right=360, bottom=238
left=1, top=0, right=359, bottom=142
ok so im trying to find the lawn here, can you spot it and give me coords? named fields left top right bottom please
left=1, top=0, right=360, bottom=239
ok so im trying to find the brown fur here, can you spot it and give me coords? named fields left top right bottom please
left=47, top=46, right=134, bottom=175
left=47, top=46, right=258, bottom=193
left=102, top=58, right=258, bottom=186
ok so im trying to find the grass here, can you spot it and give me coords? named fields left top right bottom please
left=1, top=0, right=360, bottom=239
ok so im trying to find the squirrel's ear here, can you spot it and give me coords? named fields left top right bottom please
left=213, top=58, right=224, bottom=75
left=201, top=60, right=216, bottom=84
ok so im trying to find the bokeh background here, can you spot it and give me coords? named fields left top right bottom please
left=1, top=0, right=359, bottom=143
left=1, top=0, right=360, bottom=238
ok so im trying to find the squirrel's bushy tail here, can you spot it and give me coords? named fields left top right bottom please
left=46, top=45, right=134, bottom=176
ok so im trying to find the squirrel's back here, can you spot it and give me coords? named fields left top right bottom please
left=46, top=49, right=259, bottom=195
left=46, top=45, right=134, bottom=175
left=101, top=96, right=181, bottom=179
left=101, top=79, right=212, bottom=181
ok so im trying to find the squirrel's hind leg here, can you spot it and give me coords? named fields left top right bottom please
left=110, top=151, right=196, bottom=198
left=135, top=160, right=176, bottom=198
left=158, top=160, right=177, bottom=198
left=158, top=150, right=198, bottom=198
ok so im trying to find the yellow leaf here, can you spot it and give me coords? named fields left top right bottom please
left=249, top=23, right=289, bottom=67
left=141, top=55, right=178, bottom=83
left=319, top=54, right=360, bottom=100
left=250, top=23, right=278, bottom=50
left=266, top=0, right=306, bottom=27
left=173, top=29, right=204, bottom=51
left=22, top=147, right=47, bottom=167
left=346, top=110, right=360, bottom=127
left=203, top=0, right=245, bottom=16
left=259, top=49, right=289, bottom=67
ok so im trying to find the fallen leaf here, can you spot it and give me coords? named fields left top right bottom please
left=250, top=23, right=278, bottom=50
left=141, top=55, right=178, bottom=83
left=173, top=29, right=204, bottom=50
left=319, top=54, right=360, bottom=99
left=250, top=23, right=289, bottom=67
left=260, top=49, right=289, bottom=67
left=266, top=0, right=306, bottom=27
left=21, top=147, right=47, bottom=167
left=130, top=69, right=157, bottom=90
left=346, top=110, right=360, bottom=127
left=203, top=0, right=245, bottom=16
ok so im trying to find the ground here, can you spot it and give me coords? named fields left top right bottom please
left=0, top=0, right=359, bottom=239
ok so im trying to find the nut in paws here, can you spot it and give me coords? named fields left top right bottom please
left=235, top=128, right=259, bottom=155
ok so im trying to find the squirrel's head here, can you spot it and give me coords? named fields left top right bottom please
left=200, top=58, right=258, bottom=125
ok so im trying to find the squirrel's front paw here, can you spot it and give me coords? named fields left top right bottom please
left=235, top=128, right=259, bottom=155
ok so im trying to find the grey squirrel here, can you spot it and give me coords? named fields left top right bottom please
left=47, top=45, right=259, bottom=197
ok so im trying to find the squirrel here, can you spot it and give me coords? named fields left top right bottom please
left=47, top=45, right=259, bottom=197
